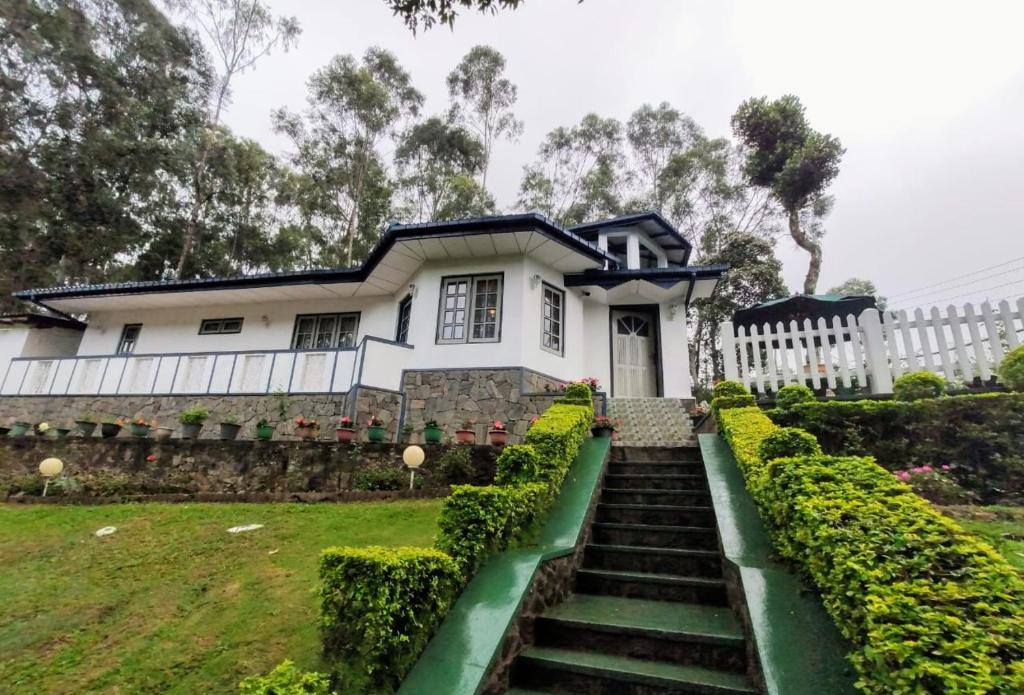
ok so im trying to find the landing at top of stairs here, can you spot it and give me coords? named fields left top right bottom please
left=607, top=398, right=695, bottom=447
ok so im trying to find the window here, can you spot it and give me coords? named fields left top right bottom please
left=291, top=313, right=359, bottom=349
left=396, top=295, right=413, bottom=343
left=437, top=274, right=503, bottom=344
left=117, top=324, right=141, bottom=355
left=541, top=284, right=565, bottom=355
left=198, top=317, right=243, bottom=335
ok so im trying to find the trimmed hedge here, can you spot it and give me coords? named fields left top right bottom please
left=774, top=383, right=815, bottom=409
left=494, top=444, right=541, bottom=485
left=769, top=393, right=1024, bottom=503
left=319, top=546, right=460, bottom=692
left=712, top=380, right=748, bottom=398
left=757, top=427, right=821, bottom=461
left=892, top=370, right=946, bottom=401
left=239, top=660, right=332, bottom=694
left=1000, top=344, right=1024, bottom=391
left=719, top=406, right=1024, bottom=693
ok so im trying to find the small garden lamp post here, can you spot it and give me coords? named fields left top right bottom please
left=39, top=457, right=64, bottom=497
left=403, top=445, right=425, bottom=490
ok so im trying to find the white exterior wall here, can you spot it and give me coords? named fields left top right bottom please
left=659, top=303, right=691, bottom=398
left=0, top=327, right=30, bottom=379
left=582, top=303, right=613, bottom=391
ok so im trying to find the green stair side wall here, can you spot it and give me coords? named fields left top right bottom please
left=698, top=433, right=858, bottom=695
left=398, top=436, right=611, bottom=695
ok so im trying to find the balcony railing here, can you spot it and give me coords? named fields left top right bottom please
left=0, top=337, right=412, bottom=397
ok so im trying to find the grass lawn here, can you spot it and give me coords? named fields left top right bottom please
left=942, top=505, right=1024, bottom=572
left=0, top=500, right=442, bottom=694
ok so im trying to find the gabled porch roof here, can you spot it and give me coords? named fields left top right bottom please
left=564, top=265, right=727, bottom=304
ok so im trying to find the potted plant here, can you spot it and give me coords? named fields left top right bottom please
left=0, top=424, right=9, bottom=438
left=129, top=416, right=153, bottom=438
left=591, top=415, right=618, bottom=438
left=219, top=415, right=242, bottom=441
left=255, top=419, right=274, bottom=440
left=455, top=419, right=476, bottom=445
left=294, top=416, right=319, bottom=441
left=336, top=416, right=356, bottom=443
left=179, top=408, right=209, bottom=440
left=423, top=419, right=443, bottom=444
left=9, top=419, right=31, bottom=437
left=154, top=425, right=174, bottom=441
left=366, top=415, right=387, bottom=443
left=50, top=425, right=71, bottom=438
left=75, top=414, right=98, bottom=437
left=399, top=423, right=415, bottom=444
left=101, top=417, right=126, bottom=438
left=35, top=422, right=51, bottom=437
left=488, top=420, right=508, bottom=446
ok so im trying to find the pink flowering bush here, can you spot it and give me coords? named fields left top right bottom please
left=893, top=465, right=974, bottom=505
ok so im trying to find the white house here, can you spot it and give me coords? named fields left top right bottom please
left=2, top=212, right=725, bottom=438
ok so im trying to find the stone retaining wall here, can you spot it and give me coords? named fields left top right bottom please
left=0, top=439, right=497, bottom=497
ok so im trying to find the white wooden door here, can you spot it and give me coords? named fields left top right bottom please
left=612, top=311, right=658, bottom=397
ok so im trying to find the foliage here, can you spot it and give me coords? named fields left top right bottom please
left=892, top=371, right=947, bottom=401
left=757, top=427, right=821, bottom=461
left=437, top=446, right=475, bottom=485
left=774, top=383, right=815, bottom=409
left=239, top=660, right=332, bottom=695
left=178, top=407, right=210, bottom=424
left=768, top=393, right=1024, bottom=503
left=353, top=466, right=405, bottom=492
left=562, top=382, right=593, bottom=400
left=591, top=415, right=619, bottom=431
left=731, top=95, right=845, bottom=294
left=718, top=407, right=1024, bottom=693
left=494, top=444, right=541, bottom=485
left=522, top=403, right=592, bottom=485
left=827, top=277, right=887, bottom=310
left=893, top=466, right=974, bottom=505
left=712, top=380, right=748, bottom=398
left=998, top=344, right=1024, bottom=391
left=711, top=394, right=756, bottom=418
left=318, top=546, right=460, bottom=692
left=446, top=45, right=523, bottom=189
left=384, top=0, right=524, bottom=33
left=75, top=470, right=136, bottom=497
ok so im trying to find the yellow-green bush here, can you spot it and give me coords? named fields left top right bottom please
left=718, top=405, right=1024, bottom=693
left=999, top=344, right=1024, bottom=391
left=239, top=660, right=333, bottom=694
left=318, top=546, right=460, bottom=693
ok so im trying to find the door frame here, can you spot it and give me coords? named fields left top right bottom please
left=608, top=304, right=664, bottom=397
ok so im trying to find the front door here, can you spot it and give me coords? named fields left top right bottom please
left=612, top=310, right=658, bottom=397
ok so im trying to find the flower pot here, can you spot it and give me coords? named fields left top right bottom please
left=0, top=427, right=9, bottom=438
left=336, top=427, right=355, bottom=444
left=255, top=424, right=274, bottom=440
left=295, top=425, right=318, bottom=441
left=488, top=430, right=508, bottom=446
left=423, top=426, right=443, bottom=444
left=154, top=427, right=174, bottom=441
left=53, top=428, right=71, bottom=438
left=367, top=425, right=387, bottom=442
left=591, top=426, right=614, bottom=438
left=100, top=423, right=122, bottom=439
left=455, top=429, right=476, bottom=445
left=9, top=422, right=31, bottom=437
left=129, top=424, right=150, bottom=438
left=219, top=423, right=241, bottom=441
left=180, top=422, right=203, bottom=440
left=75, top=421, right=97, bottom=437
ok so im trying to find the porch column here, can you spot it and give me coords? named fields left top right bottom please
left=626, top=234, right=641, bottom=269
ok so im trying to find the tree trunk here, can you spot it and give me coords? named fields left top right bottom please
left=788, top=208, right=822, bottom=295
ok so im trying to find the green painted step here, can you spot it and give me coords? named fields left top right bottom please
left=517, top=646, right=757, bottom=694
left=577, top=568, right=727, bottom=590
left=542, top=594, right=744, bottom=644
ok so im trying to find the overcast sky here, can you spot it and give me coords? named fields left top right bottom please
left=218, top=0, right=1024, bottom=312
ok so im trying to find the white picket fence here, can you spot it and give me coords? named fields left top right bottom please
left=721, top=297, right=1024, bottom=394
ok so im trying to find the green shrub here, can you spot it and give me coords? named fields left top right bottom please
left=711, top=393, right=756, bottom=419
left=999, top=345, right=1024, bottom=391
left=774, top=383, right=815, bottom=409
left=318, top=546, right=460, bottom=692
left=494, top=444, right=541, bottom=485
left=521, top=403, right=592, bottom=486
left=353, top=465, right=405, bottom=491
left=712, top=380, right=748, bottom=398
left=239, top=660, right=332, bottom=694
left=436, top=483, right=550, bottom=575
left=892, top=370, right=946, bottom=401
left=179, top=407, right=210, bottom=424
left=757, top=427, right=821, bottom=461
left=562, top=382, right=592, bottom=401
left=437, top=447, right=474, bottom=485
left=719, top=407, right=1024, bottom=693
left=769, top=393, right=1024, bottom=503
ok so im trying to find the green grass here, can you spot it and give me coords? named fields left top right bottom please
left=942, top=505, right=1024, bottom=572
left=0, top=500, right=442, bottom=694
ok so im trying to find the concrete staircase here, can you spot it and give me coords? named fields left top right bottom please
left=607, top=398, right=695, bottom=448
left=506, top=446, right=757, bottom=694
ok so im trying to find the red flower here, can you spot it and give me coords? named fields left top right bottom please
left=146, top=454, right=157, bottom=462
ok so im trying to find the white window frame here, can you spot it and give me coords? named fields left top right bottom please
left=436, top=273, right=503, bottom=344
left=290, top=313, right=360, bottom=350
left=198, top=317, right=244, bottom=335
left=540, top=283, right=565, bottom=356
left=117, top=324, right=142, bottom=355
left=395, top=294, right=413, bottom=343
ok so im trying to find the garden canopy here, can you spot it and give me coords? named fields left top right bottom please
left=732, top=294, right=876, bottom=333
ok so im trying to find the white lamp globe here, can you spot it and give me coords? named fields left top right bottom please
left=402, top=445, right=425, bottom=469
left=39, top=457, right=64, bottom=478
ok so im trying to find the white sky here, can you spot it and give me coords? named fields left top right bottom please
left=219, top=0, right=1024, bottom=312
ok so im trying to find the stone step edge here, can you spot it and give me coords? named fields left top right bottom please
left=536, top=614, right=746, bottom=647
left=576, top=568, right=727, bottom=588
left=591, top=522, right=717, bottom=534
left=586, top=543, right=721, bottom=559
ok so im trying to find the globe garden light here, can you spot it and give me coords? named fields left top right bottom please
left=39, top=457, right=64, bottom=497
left=402, top=445, right=425, bottom=490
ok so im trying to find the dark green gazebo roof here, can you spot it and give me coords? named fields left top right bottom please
left=732, top=294, right=876, bottom=332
